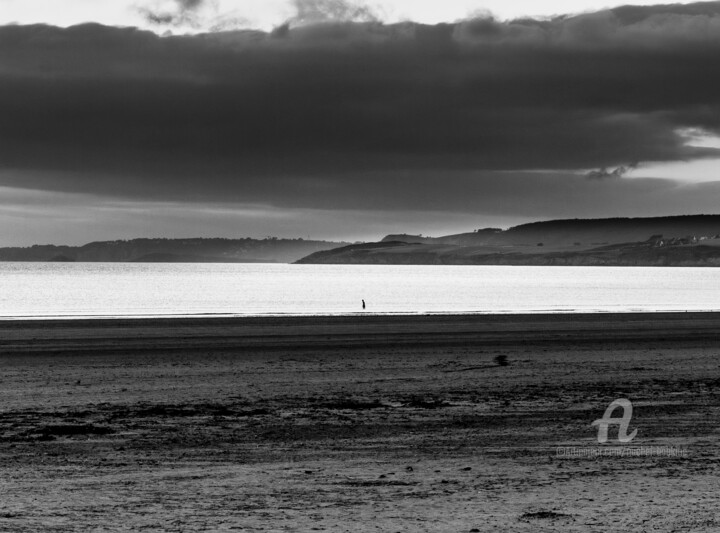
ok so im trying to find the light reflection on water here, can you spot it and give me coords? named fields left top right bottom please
left=1, top=262, right=719, bottom=318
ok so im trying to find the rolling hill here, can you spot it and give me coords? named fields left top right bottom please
left=297, top=215, right=720, bottom=266
left=0, top=237, right=348, bottom=264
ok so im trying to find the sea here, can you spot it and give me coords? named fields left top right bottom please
left=1, top=262, right=719, bottom=319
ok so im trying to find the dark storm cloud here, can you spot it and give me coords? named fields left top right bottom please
left=586, top=163, right=639, bottom=180
left=2, top=2, right=720, bottom=209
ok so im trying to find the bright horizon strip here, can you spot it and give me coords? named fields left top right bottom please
left=627, top=133, right=720, bottom=184
left=0, top=0, right=710, bottom=32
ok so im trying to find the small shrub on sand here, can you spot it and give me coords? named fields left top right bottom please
left=494, top=354, right=509, bottom=367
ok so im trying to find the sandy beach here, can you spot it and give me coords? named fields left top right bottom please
left=1, top=312, right=719, bottom=531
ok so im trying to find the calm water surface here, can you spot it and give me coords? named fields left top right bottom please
left=1, top=263, right=719, bottom=319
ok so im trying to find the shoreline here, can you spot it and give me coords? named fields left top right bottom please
left=3, top=308, right=720, bottom=321
left=3, top=308, right=720, bottom=322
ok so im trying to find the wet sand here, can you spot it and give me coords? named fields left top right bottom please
left=1, top=313, right=719, bottom=531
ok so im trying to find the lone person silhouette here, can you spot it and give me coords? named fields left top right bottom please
left=362, top=299, right=366, bottom=310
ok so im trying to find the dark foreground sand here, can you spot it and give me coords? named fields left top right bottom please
left=1, top=313, right=719, bottom=531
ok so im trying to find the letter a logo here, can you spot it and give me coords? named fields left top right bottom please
left=591, top=398, right=638, bottom=443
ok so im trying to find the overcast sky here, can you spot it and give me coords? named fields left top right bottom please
left=2, top=1, right=720, bottom=245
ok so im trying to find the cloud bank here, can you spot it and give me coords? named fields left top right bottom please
left=2, top=1, right=720, bottom=241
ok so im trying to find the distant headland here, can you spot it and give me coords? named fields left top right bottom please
left=296, top=215, right=720, bottom=267
left=0, top=237, right=348, bottom=264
